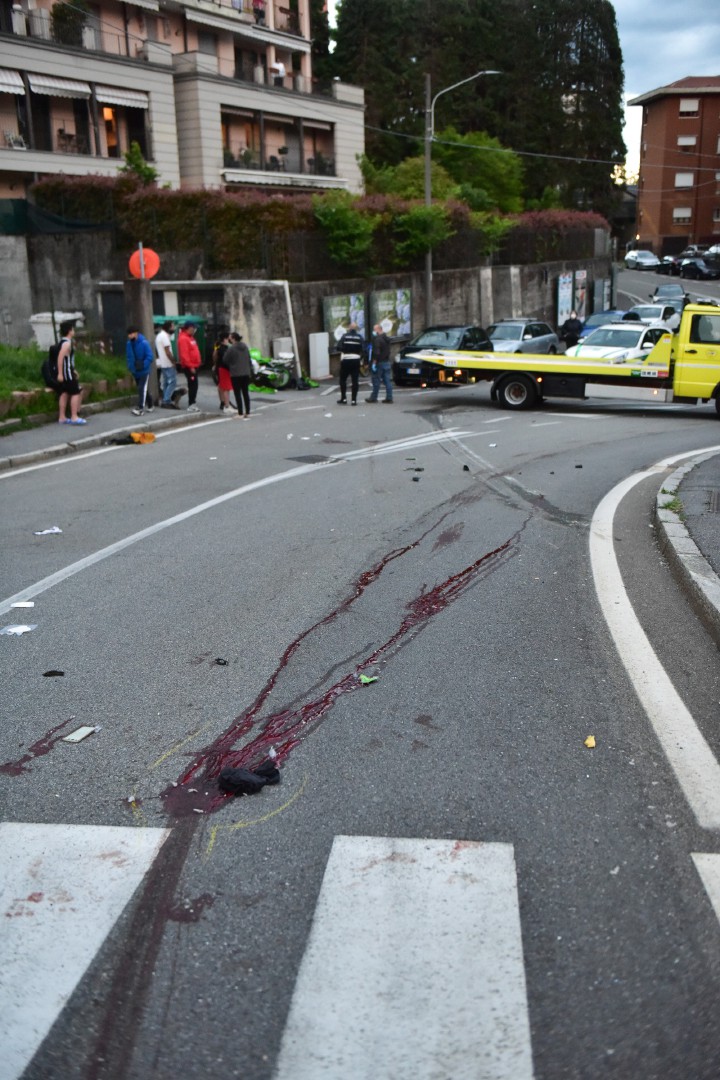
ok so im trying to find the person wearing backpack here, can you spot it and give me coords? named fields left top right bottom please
left=126, top=326, right=155, bottom=416
left=55, top=320, right=86, bottom=425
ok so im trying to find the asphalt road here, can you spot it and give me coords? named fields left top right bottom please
left=2, top=375, right=720, bottom=1080
left=618, top=264, right=720, bottom=309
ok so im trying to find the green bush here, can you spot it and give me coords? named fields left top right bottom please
left=312, top=190, right=379, bottom=271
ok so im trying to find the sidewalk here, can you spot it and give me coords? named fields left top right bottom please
left=655, top=450, right=720, bottom=648
left=0, top=374, right=241, bottom=471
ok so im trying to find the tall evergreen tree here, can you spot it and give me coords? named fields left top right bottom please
left=331, top=0, right=625, bottom=213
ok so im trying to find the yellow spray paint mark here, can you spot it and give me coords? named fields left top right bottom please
left=149, top=724, right=214, bottom=770
left=205, top=775, right=307, bottom=857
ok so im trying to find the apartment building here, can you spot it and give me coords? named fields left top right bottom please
left=629, top=76, right=720, bottom=254
left=0, top=0, right=364, bottom=198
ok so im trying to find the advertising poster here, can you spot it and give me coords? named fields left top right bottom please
left=322, top=293, right=366, bottom=343
left=557, top=273, right=574, bottom=326
left=369, top=288, right=412, bottom=339
left=573, top=269, right=588, bottom=320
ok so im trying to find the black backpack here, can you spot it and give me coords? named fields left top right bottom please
left=41, top=342, right=61, bottom=388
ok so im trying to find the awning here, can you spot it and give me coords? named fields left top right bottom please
left=185, top=10, right=310, bottom=52
left=95, top=85, right=149, bottom=109
left=0, top=69, right=25, bottom=95
left=28, top=74, right=90, bottom=99
left=301, top=120, right=332, bottom=131
left=124, top=0, right=158, bottom=10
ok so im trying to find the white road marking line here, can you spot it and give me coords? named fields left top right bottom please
left=529, top=421, right=562, bottom=428
left=590, top=445, right=720, bottom=829
left=294, top=405, right=326, bottom=411
left=274, top=836, right=533, bottom=1080
left=0, top=445, right=121, bottom=479
left=0, top=430, right=474, bottom=614
left=0, top=822, right=169, bottom=1080
left=692, top=854, right=720, bottom=925
left=545, top=412, right=602, bottom=419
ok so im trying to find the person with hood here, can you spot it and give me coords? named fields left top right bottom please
left=559, top=311, right=583, bottom=350
left=224, top=331, right=254, bottom=419
left=126, top=326, right=155, bottom=416
left=177, top=322, right=202, bottom=413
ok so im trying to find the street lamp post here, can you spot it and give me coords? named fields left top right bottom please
left=423, top=69, right=501, bottom=326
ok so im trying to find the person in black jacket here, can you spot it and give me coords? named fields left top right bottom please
left=559, top=311, right=583, bottom=350
left=337, top=323, right=365, bottom=405
left=366, top=323, right=393, bottom=403
left=225, top=332, right=254, bottom=419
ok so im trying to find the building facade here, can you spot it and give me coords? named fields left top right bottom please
left=0, top=0, right=364, bottom=198
left=629, top=76, right=720, bottom=254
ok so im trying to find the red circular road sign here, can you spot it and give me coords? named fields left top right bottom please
left=128, top=248, right=161, bottom=279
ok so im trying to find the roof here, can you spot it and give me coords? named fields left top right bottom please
left=629, top=76, right=720, bottom=106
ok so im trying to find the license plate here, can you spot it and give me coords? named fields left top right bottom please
left=407, top=366, right=420, bottom=375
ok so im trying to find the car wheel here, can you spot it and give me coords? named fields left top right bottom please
left=496, top=374, right=538, bottom=410
left=716, top=395, right=720, bottom=417
left=548, top=346, right=557, bottom=354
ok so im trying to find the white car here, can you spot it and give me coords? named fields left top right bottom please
left=625, top=303, right=680, bottom=330
left=565, top=321, right=669, bottom=362
left=625, top=250, right=661, bottom=270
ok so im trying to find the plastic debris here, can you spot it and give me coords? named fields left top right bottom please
left=11, top=602, right=35, bottom=608
left=463, top=465, right=470, bottom=472
left=42, top=670, right=65, bottom=677
left=489, top=443, right=497, bottom=448
left=359, top=674, right=378, bottom=685
left=33, top=526, right=62, bottom=535
left=324, top=413, right=332, bottom=418
left=301, top=436, right=311, bottom=441
left=212, top=658, right=229, bottom=666
left=610, top=866, right=620, bottom=876
left=268, top=746, right=277, bottom=759
left=584, top=735, right=596, bottom=748
left=575, top=464, right=583, bottom=469
left=218, top=760, right=281, bottom=796
left=62, top=725, right=100, bottom=743
left=412, top=476, right=420, bottom=482
left=193, top=808, right=204, bottom=814
left=287, top=433, right=294, bottom=440
left=1, top=624, right=37, bottom=635
left=209, top=457, right=218, bottom=460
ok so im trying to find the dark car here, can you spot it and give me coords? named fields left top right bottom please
left=657, top=255, right=683, bottom=276
left=650, top=282, right=689, bottom=307
left=679, top=258, right=720, bottom=281
left=393, top=325, right=493, bottom=385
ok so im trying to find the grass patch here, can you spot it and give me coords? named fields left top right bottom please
left=0, top=343, right=127, bottom=397
left=661, top=495, right=684, bottom=518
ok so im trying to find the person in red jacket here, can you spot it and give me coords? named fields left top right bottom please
left=177, top=322, right=202, bottom=412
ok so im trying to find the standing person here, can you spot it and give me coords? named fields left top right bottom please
left=155, top=320, right=183, bottom=410
left=212, top=329, right=235, bottom=412
left=177, top=322, right=202, bottom=413
left=126, top=326, right=155, bottom=416
left=337, top=322, right=365, bottom=406
left=224, top=332, right=254, bottom=419
left=559, top=311, right=583, bottom=350
left=55, top=320, right=86, bottom=425
left=366, top=323, right=393, bottom=403
left=271, top=59, right=286, bottom=87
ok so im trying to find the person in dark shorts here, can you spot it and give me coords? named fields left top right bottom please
left=55, top=320, right=86, bottom=425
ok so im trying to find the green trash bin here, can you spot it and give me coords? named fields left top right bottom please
left=152, top=315, right=207, bottom=366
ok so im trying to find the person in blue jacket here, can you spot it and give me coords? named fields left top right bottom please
left=126, top=326, right=155, bottom=416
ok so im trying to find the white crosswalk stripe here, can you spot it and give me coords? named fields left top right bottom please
left=0, top=822, right=169, bottom=1080
left=273, top=836, right=534, bottom=1080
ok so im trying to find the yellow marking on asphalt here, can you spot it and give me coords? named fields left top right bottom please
left=205, top=775, right=307, bottom=857
left=149, top=725, right=214, bottom=770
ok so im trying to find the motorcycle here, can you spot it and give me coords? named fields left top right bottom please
left=249, top=349, right=294, bottom=392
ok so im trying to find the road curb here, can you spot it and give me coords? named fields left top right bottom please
left=654, top=450, right=720, bottom=648
left=0, top=410, right=216, bottom=472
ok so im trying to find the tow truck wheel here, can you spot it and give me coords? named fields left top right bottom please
left=496, top=374, right=537, bottom=410
left=715, top=395, right=720, bottom=417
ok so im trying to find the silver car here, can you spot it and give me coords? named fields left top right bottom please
left=626, top=303, right=680, bottom=330
left=486, top=319, right=560, bottom=354
left=625, top=250, right=661, bottom=270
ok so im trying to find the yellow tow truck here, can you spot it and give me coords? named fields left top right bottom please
left=409, top=303, right=720, bottom=416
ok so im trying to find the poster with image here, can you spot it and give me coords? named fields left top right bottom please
left=369, top=288, right=412, bottom=339
left=557, top=273, right=574, bottom=326
left=322, top=293, right=366, bottom=343
left=573, top=269, right=587, bottom=320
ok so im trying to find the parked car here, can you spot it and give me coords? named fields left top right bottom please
left=486, top=319, right=560, bottom=354
left=625, top=250, right=661, bottom=270
left=565, top=321, right=669, bottom=362
left=393, top=324, right=493, bottom=385
left=679, top=258, right=720, bottom=281
left=625, top=303, right=681, bottom=330
left=650, top=282, right=689, bottom=307
left=578, top=310, right=626, bottom=340
left=679, top=245, right=708, bottom=258
left=704, top=244, right=720, bottom=259
left=657, top=255, right=683, bottom=276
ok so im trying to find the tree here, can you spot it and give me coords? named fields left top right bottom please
left=433, top=128, right=524, bottom=213
left=119, top=142, right=158, bottom=186
left=50, top=0, right=88, bottom=46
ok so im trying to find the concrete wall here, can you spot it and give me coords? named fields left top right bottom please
left=0, top=236, right=34, bottom=345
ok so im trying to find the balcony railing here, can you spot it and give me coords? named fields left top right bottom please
left=223, top=147, right=335, bottom=177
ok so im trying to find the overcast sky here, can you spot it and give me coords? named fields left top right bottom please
left=614, top=0, right=720, bottom=173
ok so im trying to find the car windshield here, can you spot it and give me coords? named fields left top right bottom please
left=411, top=329, right=464, bottom=349
left=585, top=314, right=612, bottom=329
left=655, top=287, right=683, bottom=298
left=636, top=252, right=655, bottom=260
left=583, top=328, right=642, bottom=348
left=488, top=323, right=523, bottom=340
left=630, top=307, right=661, bottom=320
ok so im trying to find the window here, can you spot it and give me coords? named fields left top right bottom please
left=679, top=98, right=699, bottom=116
left=713, top=209, right=720, bottom=222
left=197, top=31, right=217, bottom=55
left=690, top=314, right=720, bottom=344
left=677, top=135, right=697, bottom=150
left=717, top=135, right=720, bottom=154
left=672, top=207, right=692, bottom=223
left=675, top=172, right=694, bottom=187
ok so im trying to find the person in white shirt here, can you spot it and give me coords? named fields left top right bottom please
left=272, top=60, right=286, bottom=87
left=155, top=321, right=183, bottom=409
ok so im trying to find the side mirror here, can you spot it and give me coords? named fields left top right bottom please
left=522, top=334, right=532, bottom=340
left=641, top=342, right=653, bottom=349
